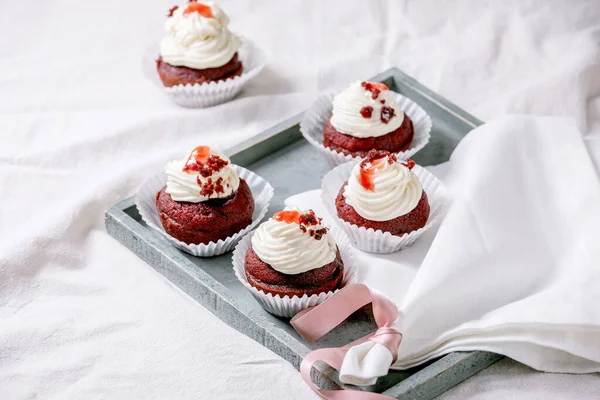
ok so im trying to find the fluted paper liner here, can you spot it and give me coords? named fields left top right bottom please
left=321, top=161, right=446, bottom=254
left=232, top=229, right=359, bottom=318
left=162, top=39, right=266, bottom=108
left=136, top=165, right=273, bottom=257
left=300, top=92, right=432, bottom=166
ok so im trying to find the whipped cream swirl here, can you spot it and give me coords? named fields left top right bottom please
left=159, top=2, right=241, bottom=70
left=251, top=209, right=337, bottom=275
left=344, top=155, right=422, bottom=221
left=330, top=81, right=404, bottom=138
left=165, top=146, right=239, bottom=202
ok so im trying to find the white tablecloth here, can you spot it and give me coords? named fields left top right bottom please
left=2, top=0, right=600, bottom=399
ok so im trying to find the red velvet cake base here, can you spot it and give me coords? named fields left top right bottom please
left=335, top=183, right=430, bottom=236
left=156, top=53, right=243, bottom=87
left=244, top=246, right=344, bottom=297
left=323, top=114, right=414, bottom=157
left=156, top=179, right=254, bottom=245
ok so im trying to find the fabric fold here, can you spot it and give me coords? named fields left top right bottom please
left=287, top=116, right=600, bottom=382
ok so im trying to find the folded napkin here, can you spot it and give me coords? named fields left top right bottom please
left=286, top=116, right=600, bottom=385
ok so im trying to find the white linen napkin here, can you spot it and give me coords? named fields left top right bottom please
left=286, top=116, right=600, bottom=385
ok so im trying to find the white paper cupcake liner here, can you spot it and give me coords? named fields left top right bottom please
left=232, top=229, right=359, bottom=318
left=300, top=92, right=432, bottom=166
left=321, top=161, right=446, bottom=254
left=162, top=38, right=266, bottom=108
left=136, top=165, right=274, bottom=257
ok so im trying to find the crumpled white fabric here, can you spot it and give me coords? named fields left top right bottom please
left=3, top=0, right=600, bottom=398
left=396, top=116, right=600, bottom=372
left=339, top=342, right=393, bottom=386
left=286, top=116, right=600, bottom=386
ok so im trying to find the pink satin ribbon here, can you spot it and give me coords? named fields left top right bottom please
left=291, top=283, right=402, bottom=399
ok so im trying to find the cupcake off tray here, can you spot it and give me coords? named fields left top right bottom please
left=105, top=68, right=503, bottom=399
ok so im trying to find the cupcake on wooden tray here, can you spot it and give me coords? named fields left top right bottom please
left=321, top=150, right=446, bottom=254
left=156, top=146, right=254, bottom=245
left=154, top=1, right=266, bottom=107
left=232, top=208, right=358, bottom=317
left=245, top=209, right=344, bottom=297
left=324, top=81, right=414, bottom=157
left=300, top=81, right=432, bottom=166
left=136, top=145, right=273, bottom=257
left=336, top=150, right=429, bottom=236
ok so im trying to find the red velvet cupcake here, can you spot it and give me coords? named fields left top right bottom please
left=157, top=2, right=242, bottom=87
left=324, top=81, right=414, bottom=157
left=156, top=145, right=254, bottom=245
left=244, top=209, right=344, bottom=297
left=335, top=150, right=430, bottom=236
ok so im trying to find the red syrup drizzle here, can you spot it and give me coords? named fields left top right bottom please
left=358, top=150, right=397, bottom=191
left=183, top=2, right=214, bottom=18
left=361, top=81, right=389, bottom=100
left=183, top=145, right=211, bottom=173
left=273, top=210, right=301, bottom=224
left=273, top=209, right=327, bottom=240
left=360, top=106, right=373, bottom=119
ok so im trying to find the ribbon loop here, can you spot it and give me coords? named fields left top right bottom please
left=369, top=327, right=403, bottom=362
left=291, top=283, right=402, bottom=399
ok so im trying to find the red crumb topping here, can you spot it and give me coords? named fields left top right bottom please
left=184, top=2, right=213, bottom=18
left=361, top=81, right=389, bottom=100
left=380, top=106, right=395, bottom=124
left=298, top=210, right=319, bottom=226
left=183, top=146, right=229, bottom=177
left=199, top=177, right=225, bottom=197
left=312, top=228, right=328, bottom=240
left=358, top=150, right=395, bottom=191
left=198, top=155, right=229, bottom=178
left=402, top=159, right=416, bottom=170
left=273, top=209, right=327, bottom=240
left=360, top=106, right=373, bottom=119
left=167, top=5, right=178, bottom=17
left=181, top=146, right=231, bottom=197
left=380, top=99, right=386, bottom=104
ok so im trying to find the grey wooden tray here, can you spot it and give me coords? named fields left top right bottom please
left=105, top=68, right=503, bottom=399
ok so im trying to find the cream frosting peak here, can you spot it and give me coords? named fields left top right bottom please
left=251, top=208, right=337, bottom=275
left=159, top=2, right=241, bottom=70
left=343, top=152, right=422, bottom=221
left=330, top=81, right=404, bottom=138
left=165, top=146, right=239, bottom=203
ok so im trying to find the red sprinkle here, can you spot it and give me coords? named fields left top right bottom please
left=402, top=159, right=416, bottom=170
left=167, top=5, right=179, bottom=17
left=199, top=177, right=225, bottom=197
left=380, top=106, right=395, bottom=124
left=361, top=81, right=389, bottom=100
left=360, top=106, right=373, bottom=119
left=313, top=228, right=327, bottom=240
left=273, top=209, right=327, bottom=239
left=183, top=2, right=213, bottom=18
left=199, top=155, right=228, bottom=177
